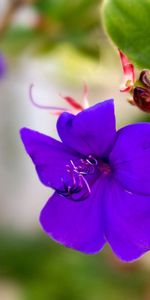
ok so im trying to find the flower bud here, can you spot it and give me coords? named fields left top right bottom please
left=133, top=86, right=150, bottom=112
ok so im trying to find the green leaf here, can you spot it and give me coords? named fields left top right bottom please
left=33, top=0, right=101, bottom=59
left=0, top=27, right=39, bottom=57
left=102, top=0, right=150, bottom=68
left=60, top=29, right=100, bottom=59
left=0, top=233, right=149, bottom=300
left=0, top=1, right=102, bottom=60
left=34, top=0, right=101, bottom=21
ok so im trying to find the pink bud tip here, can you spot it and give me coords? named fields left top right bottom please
left=119, top=49, right=135, bottom=92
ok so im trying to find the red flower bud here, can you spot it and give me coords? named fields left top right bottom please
left=133, top=87, right=150, bottom=112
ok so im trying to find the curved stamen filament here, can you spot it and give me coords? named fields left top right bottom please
left=87, top=155, right=98, bottom=165
left=57, top=156, right=98, bottom=201
left=70, top=156, right=98, bottom=175
left=29, top=84, right=69, bottom=112
left=29, top=83, right=89, bottom=115
left=67, top=162, right=91, bottom=195
left=66, top=164, right=76, bottom=187
left=79, top=174, right=91, bottom=195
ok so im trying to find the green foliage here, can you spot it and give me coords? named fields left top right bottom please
left=0, top=27, right=39, bottom=57
left=33, top=0, right=102, bottom=58
left=0, top=233, right=149, bottom=300
left=0, top=0, right=102, bottom=60
left=102, top=0, right=150, bottom=68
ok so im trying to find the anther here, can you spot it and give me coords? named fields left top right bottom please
left=56, top=156, right=98, bottom=201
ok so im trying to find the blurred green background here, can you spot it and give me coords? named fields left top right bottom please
left=0, top=1, right=150, bottom=299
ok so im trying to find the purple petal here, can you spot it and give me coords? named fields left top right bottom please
left=104, top=179, right=150, bottom=262
left=20, top=128, right=80, bottom=190
left=57, top=100, right=116, bottom=157
left=40, top=177, right=106, bottom=254
left=0, top=53, right=6, bottom=79
left=109, top=123, right=150, bottom=195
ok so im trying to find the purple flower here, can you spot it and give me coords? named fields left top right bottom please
left=0, top=53, right=6, bottom=79
left=20, top=99, right=150, bottom=262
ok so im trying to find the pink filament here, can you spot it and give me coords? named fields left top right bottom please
left=70, top=160, right=91, bottom=194
left=29, top=83, right=89, bottom=115
left=59, top=95, right=83, bottom=110
left=29, top=84, right=69, bottom=112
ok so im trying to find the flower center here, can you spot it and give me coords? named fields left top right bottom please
left=99, top=159, right=111, bottom=175
left=56, top=155, right=111, bottom=201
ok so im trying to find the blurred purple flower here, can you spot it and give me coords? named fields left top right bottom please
left=20, top=99, right=150, bottom=262
left=0, top=53, right=6, bottom=79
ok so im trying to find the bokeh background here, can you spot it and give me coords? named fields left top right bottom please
left=0, top=1, right=150, bottom=299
